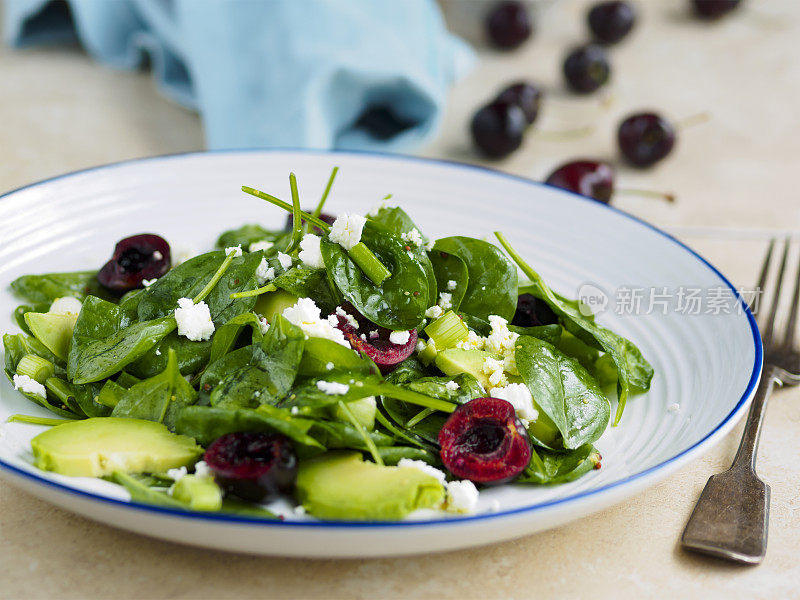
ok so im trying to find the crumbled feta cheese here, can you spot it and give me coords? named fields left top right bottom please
left=485, top=315, right=519, bottom=355
left=490, top=383, right=538, bottom=424
left=329, top=213, right=366, bottom=250
left=482, top=356, right=507, bottom=387
left=424, top=240, right=434, bottom=251
left=291, top=406, right=300, bottom=415
left=360, top=333, right=367, bottom=341
left=416, top=339, right=427, bottom=353
left=457, top=330, right=485, bottom=351
left=294, top=504, right=307, bottom=516
left=248, top=240, right=274, bottom=253
left=389, top=330, right=411, bottom=345
left=369, top=329, right=379, bottom=340
left=225, top=245, right=243, bottom=258
left=447, top=280, right=457, bottom=291
left=298, top=234, right=325, bottom=269
left=255, top=258, right=276, bottom=285
left=166, top=466, right=188, bottom=481
left=438, top=292, right=453, bottom=310
left=153, top=250, right=163, bottom=261
left=326, top=362, right=335, bottom=371
left=446, top=480, right=479, bottom=514
left=194, top=461, right=211, bottom=478
left=400, top=228, right=424, bottom=247
left=397, top=459, right=447, bottom=484
left=316, top=380, right=350, bottom=395
left=49, top=296, right=82, bottom=315
left=12, top=374, right=46, bottom=399
left=425, top=305, right=444, bottom=319
left=445, top=380, right=460, bottom=392
left=142, top=278, right=157, bottom=287
left=282, top=298, right=349, bottom=347
left=335, top=306, right=359, bottom=329
left=258, top=317, right=270, bottom=334
left=667, top=403, right=681, bottom=414
left=174, top=298, right=215, bottom=341
left=277, top=252, right=293, bottom=270
left=155, top=349, right=162, bottom=356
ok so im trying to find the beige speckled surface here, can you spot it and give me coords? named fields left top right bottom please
left=1, top=1, right=799, bottom=598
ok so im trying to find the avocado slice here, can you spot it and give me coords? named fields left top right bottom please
left=295, top=451, right=445, bottom=520
left=255, top=289, right=298, bottom=321
left=23, top=312, right=78, bottom=360
left=435, top=348, right=503, bottom=390
left=333, top=396, right=377, bottom=430
left=172, top=475, right=223, bottom=511
left=31, top=418, right=203, bottom=477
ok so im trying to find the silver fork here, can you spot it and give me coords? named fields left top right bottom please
left=681, top=238, right=800, bottom=564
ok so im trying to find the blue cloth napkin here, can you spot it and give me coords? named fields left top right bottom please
left=4, top=0, right=473, bottom=151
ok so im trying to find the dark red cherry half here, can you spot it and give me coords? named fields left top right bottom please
left=545, top=160, right=614, bottom=203
left=331, top=303, right=417, bottom=374
left=204, top=432, right=298, bottom=503
left=512, top=293, right=559, bottom=327
left=438, top=397, right=531, bottom=485
left=97, top=234, right=171, bottom=293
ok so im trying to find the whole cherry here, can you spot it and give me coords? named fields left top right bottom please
left=563, top=44, right=611, bottom=94
left=486, top=1, right=533, bottom=50
left=617, top=112, right=676, bottom=168
left=495, top=81, right=543, bottom=125
left=470, top=99, right=527, bottom=159
left=588, top=1, right=636, bottom=44
left=544, top=160, right=675, bottom=204
left=692, top=0, right=741, bottom=19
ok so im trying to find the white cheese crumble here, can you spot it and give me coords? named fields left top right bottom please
left=329, top=213, right=366, bottom=250
left=298, top=234, right=325, bottom=269
left=326, top=362, right=335, bottom=371
left=445, top=380, right=460, bottom=392
left=425, top=305, right=444, bottom=319
left=49, top=296, right=82, bottom=315
left=194, top=460, right=211, bottom=478
left=255, top=258, right=276, bottom=285
left=389, top=330, right=411, bottom=345
left=490, top=383, right=538, bottom=424
left=400, top=228, right=424, bottom=247
left=456, top=330, right=485, bottom=351
left=446, top=480, right=479, bottom=514
left=291, top=406, right=300, bottom=415
left=316, top=380, right=350, bottom=395
left=12, top=374, right=46, bottom=399
left=282, top=298, right=349, bottom=347
left=225, top=245, right=243, bottom=258
left=415, top=339, right=427, bottom=353
left=438, top=292, right=453, bottom=310
left=294, top=504, right=307, bottom=516
left=248, top=240, right=274, bottom=253
left=667, top=402, right=681, bottom=414
left=397, top=459, right=447, bottom=484
left=277, top=252, right=293, bottom=271
left=447, top=280, right=457, bottom=291
left=166, top=466, right=188, bottom=481
left=258, top=317, right=270, bottom=335
left=482, top=356, right=507, bottom=387
left=335, top=306, right=359, bottom=329
left=174, top=298, right=215, bottom=341
left=142, top=278, right=157, bottom=288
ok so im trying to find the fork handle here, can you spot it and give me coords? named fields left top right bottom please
left=731, top=365, right=778, bottom=472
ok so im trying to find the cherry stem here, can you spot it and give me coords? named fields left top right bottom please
left=616, top=187, right=676, bottom=203
left=530, top=124, right=595, bottom=140
left=675, top=112, right=711, bottom=130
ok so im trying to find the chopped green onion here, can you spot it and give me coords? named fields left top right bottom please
left=348, top=242, right=391, bottom=286
left=241, top=186, right=331, bottom=232
left=285, top=173, right=303, bottom=254
left=229, top=283, right=277, bottom=300
left=417, top=339, right=438, bottom=366
left=314, top=167, right=338, bottom=219
left=16, top=354, right=55, bottom=383
left=44, top=377, right=72, bottom=405
left=424, top=310, right=468, bottom=350
left=405, top=408, right=435, bottom=428
left=7, top=414, right=76, bottom=426
left=338, top=400, right=384, bottom=466
left=193, top=249, right=238, bottom=303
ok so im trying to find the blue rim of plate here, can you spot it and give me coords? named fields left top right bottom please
left=0, top=149, right=763, bottom=529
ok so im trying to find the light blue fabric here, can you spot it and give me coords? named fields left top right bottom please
left=4, top=0, right=473, bottom=151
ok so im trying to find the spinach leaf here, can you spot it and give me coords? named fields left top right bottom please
left=137, top=251, right=260, bottom=325
left=308, top=419, right=395, bottom=450
left=111, top=349, right=198, bottom=430
left=54, top=379, right=109, bottom=418
left=128, top=332, right=212, bottom=379
left=556, top=330, right=600, bottom=372
left=67, top=296, right=176, bottom=384
left=207, top=313, right=264, bottom=366
left=320, top=221, right=429, bottom=330
left=433, top=237, right=517, bottom=322
left=13, top=304, right=47, bottom=335
left=516, top=336, right=609, bottom=450
left=215, top=224, right=287, bottom=250
left=110, top=472, right=187, bottom=508
left=377, top=446, right=440, bottom=466
left=429, top=249, right=468, bottom=312
left=517, top=444, right=600, bottom=485
left=270, top=267, right=339, bottom=314
left=369, top=206, right=438, bottom=307
left=10, top=271, right=109, bottom=304
left=297, top=337, right=378, bottom=378
left=384, top=357, right=430, bottom=385
left=4, top=332, right=61, bottom=375
left=174, top=405, right=324, bottom=452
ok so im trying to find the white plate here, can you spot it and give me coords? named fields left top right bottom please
left=0, top=151, right=761, bottom=557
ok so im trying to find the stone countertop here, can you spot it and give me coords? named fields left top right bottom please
left=1, top=1, right=798, bottom=598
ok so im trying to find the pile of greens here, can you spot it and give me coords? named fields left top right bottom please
left=2, top=169, right=653, bottom=518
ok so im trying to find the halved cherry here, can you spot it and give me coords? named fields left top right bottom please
left=438, top=398, right=531, bottom=484
left=97, top=233, right=170, bottom=293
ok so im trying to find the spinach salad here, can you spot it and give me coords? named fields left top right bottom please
left=2, top=169, right=653, bottom=520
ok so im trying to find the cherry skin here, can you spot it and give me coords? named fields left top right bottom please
left=470, top=99, right=527, bottom=159
left=692, top=0, right=740, bottom=19
left=97, top=233, right=171, bottom=293
left=563, top=44, right=611, bottom=93
left=588, top=1, right=636, bottom=44
left=545, top=160, right=614, bottom=203
left=618, top=112, right=676, bottom=168
left=495, top=82, right=543, bottom=125
left=512, top=293, right=559, bottom=327
left=486, top=1, right=533, bottom=50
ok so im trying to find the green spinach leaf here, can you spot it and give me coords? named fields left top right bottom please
left=517, top=444, right=600, bottom=485
left=429, top=249, right=468, bottom=312
left=215, top=224, right=287, bottom=250
left=10, top=271, right=109, bottom=304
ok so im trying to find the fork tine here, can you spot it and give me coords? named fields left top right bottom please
left=781, top=239, right=800, bottom=350
left=761, top=238, right=789, bottom=348
left=753, top=238, right=776, bottom=316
